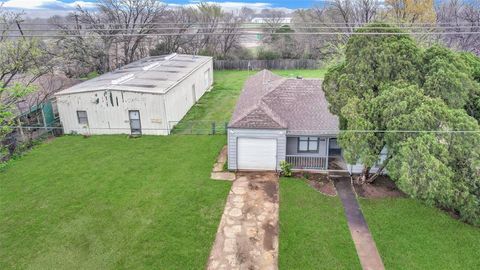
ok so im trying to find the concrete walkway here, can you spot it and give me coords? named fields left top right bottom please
left=333, top=177, right=385, bottom=270
left=207, top=172, right=279, bottom=270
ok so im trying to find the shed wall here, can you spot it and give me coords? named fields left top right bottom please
left=57, top=90, right=168, bottom=135
left=165, top=59, right=213, bottom=129
left=227, top=128, right=286, bottom=171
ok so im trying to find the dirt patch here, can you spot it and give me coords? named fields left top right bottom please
left=308, top=180, right=337, bottom=196
left=353, top=176, right=406, bottom=199
left=292, top=172, right=337, bottom=196
left=263, top=181, right=278, bottom=202
left=262, top=223, right=277, bottom=251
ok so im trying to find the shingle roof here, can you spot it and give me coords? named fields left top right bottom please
left=229, top=70, right=339, bottom=135
left=55, top=53, right=211, bottom=95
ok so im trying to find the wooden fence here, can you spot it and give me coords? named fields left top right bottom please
left=214, top=59, right=322, bottom=70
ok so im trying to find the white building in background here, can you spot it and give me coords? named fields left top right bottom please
left=250, top=17, right=292, bottom=24
left=55, top=53, right=213, bottom=135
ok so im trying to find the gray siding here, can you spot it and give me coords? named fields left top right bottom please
left=286, top=136, right=328, bottom=156
left=228, top=128, right=286, bottom=170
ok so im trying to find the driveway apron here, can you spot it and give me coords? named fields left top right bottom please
left=207, top=172, right=279, bottom=270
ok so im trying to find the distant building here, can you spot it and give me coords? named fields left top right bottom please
left=251, top=17, right=292, bottom=24
left=55, top=54, right=213, bottom=135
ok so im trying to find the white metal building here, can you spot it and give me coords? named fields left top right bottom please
left=55, top=54, right=213, bottom=135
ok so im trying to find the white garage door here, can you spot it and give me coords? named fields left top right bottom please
left=237, top=138, right=277, bottom=170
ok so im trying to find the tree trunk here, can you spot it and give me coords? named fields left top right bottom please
left=357, top=166, right=371, bottom=184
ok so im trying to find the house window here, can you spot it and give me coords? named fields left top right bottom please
left=298, top=137, right=319, bottom=153
left=77, top=110, right=88, bottom=125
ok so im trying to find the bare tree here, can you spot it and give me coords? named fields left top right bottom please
left=150, top=7, right=196, bottom=55
left=261, top=9, right=287, bottom=33
left=437, top=0, right=480, bottom=55
left=218, top=12, right=243, bottom=59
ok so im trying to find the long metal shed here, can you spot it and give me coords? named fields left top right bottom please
left=55, top=53, right=213, bottom=135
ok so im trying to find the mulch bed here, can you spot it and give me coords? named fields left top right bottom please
left=353, top=176, right=406, bottom=199
left=293, top=172, right=337, bottom=196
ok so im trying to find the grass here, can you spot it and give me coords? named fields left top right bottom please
left=279, top=178, right=361, bottom=269
left=0, top=135, right=231, bottom=269
left=171, top=69, right=327, bottom=134
left=360, top=198, right=480, bottom=270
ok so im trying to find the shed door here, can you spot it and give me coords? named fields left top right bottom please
left=129, top=110, right=141, bottom=135
left=237, top=138, right=277, bottom=170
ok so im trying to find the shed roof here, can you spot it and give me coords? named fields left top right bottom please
left=55, top=54, right=211, bottom=96
left=229, top=70, right=339, bottom=135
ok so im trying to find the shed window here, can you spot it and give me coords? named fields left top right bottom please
left=298, top=137, right=319, bottom=153
left=77, top=111, right=88, bottom=125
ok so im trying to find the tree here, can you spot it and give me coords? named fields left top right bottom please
left=421, top=45, right=480, bottom=120
left=0, top=8, right=50, bottom=159
left=150, top=7, right=196, bottom=56
left=386, top=0, right=436, bottom=23
left=436, top=0, right=480, bottom=55
left=323, top=23, right=480, bottom=225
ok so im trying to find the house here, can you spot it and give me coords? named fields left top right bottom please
left=227, top=70, right=385, bottom=174
left=55, top=53, right=213, bottom=135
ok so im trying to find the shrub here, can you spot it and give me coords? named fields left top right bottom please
left=280, top=160, right=292, bottom=177
left=256, top=48, right=280, bottom=60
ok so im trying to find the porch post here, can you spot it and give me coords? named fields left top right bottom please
left=326, top=137, right=330, bottom=170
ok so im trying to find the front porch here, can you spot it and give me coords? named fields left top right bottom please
left=285, top=136, right=347, bottom=171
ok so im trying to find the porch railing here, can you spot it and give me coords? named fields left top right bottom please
left=285, top=155, right=327, bottom=170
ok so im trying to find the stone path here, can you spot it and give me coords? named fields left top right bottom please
left=211, top=146, right=235, bottom=181
left=207, top=172, right=279, bottom=270
left=334, top=177, right=385, bottom=270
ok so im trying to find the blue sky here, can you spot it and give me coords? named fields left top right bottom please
left=0, top=0, right=322, bottom=15
left=2, top=0, right=469, bottom=18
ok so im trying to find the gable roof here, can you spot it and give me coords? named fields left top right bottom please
left=55, top=53, right=211, bottom=96
left=229, top=70, right=339, bottom=135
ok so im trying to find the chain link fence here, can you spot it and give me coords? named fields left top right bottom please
left=169, top=120, right=229, bottom=135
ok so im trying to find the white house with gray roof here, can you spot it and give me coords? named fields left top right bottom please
left=55, top=53, right=213, bottom=135
left=227, top=70, right=386, bottom=173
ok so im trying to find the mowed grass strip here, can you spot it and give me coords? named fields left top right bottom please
left=279, top=178, right=361, bottom=269
left=172, top=69, right=327, bottom=134
left=0, top=135, right=231, bottom=269
left=360, top=198, right=480, bottom=270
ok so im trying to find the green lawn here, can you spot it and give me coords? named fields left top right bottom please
left=172, top=69, right=327, bottom=134
left=279, top=178, right=361, bottom=269
left=360, top=198, right=480, bottom=270
left=0, top=135, right=231, bottom=269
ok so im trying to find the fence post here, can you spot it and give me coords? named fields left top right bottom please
left=211, top=122, right=216, bottom=135
left=224, top=122, right=228, bottom=134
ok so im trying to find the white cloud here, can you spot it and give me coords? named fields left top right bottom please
left=1, top=0, right=96, bottom=10
left=1, top=0, right=293, bottom=18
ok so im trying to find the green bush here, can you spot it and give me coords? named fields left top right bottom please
left=256, top=48, right=280, bottom=60
left=280, top=160, right=292, bottom=177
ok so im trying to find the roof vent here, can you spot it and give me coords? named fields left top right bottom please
left=111, top=74, right=134, bottom=85
left=165, top=53, right=177, bottom=61
left=142, top=62, right=162, bottom=71
left=142, top=53, right=178, bottom=71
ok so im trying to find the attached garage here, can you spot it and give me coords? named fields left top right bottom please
left=227, top=128, right=286, bottom=171
left=237, top=138, right=277, bottom=170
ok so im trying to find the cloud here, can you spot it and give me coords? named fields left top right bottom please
left=0, top=0, right=294, bottom=18
left=1, top=0, right=96, bottom=10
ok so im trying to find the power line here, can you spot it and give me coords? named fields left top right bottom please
left=3, top=26, right=479, bottom=32
left=3, top=31, right=479, bottom=38
left=1, top=22, right=479, bottom=26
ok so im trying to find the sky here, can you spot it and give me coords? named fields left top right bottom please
left=2, top=0, right=471, bottom=19
left=0, top=0, right=325, bottom=18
